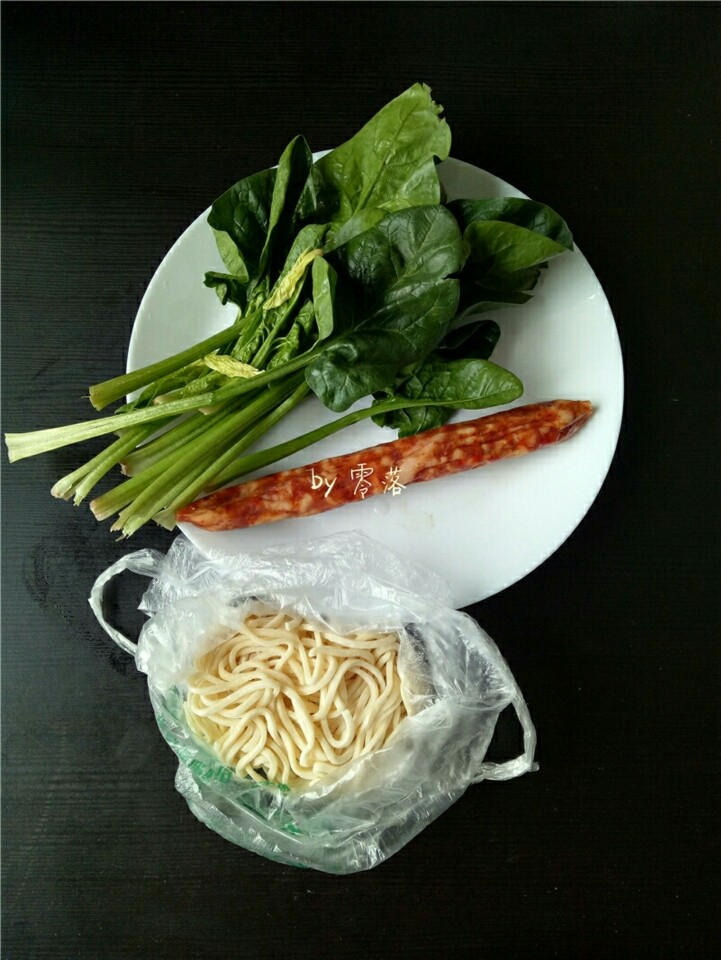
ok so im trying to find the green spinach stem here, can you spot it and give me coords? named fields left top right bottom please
left=88, top=316, right=247, bottom=410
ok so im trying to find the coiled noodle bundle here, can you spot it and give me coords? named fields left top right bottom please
left=184, top=608, right=408, bottom=787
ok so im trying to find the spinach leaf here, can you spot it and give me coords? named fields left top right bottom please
left=448, top=196, right=573, bottom=304
left=462, top=264, right=542, bottom=293
left=203, top=272, right=251, bottom=309
left=376, top=403, right=451, bottom=438
left=397, top=354, right=522, bottom=409
left=463, top=220, right=568, bottom=278
left=372, top=354, right=523, bottom=437
left=304, top=293, right=456, bottom=413
left=456, top=282, right=532, bottom=320
left=258, top=136, right=315, bottom=281
left=265, top=258, right=337, bottom=372
left=207, top=167, right=276, bottom=282
left=311, top=257, right=337, bottom=342
left=437, top=319, right=501, bottom=360
left=206, top=135, right=314, bottom=300
left=449, top=197, right=573, bottom=250
left=455, top=268, right=538, bottom=326
left=267, top=300, right=316, bottom=369
left=292, top=163, right=334, bottom=231
left=317, top=83, right=451, bottom=243
left=262, top=223, right=327, bottom=310
left=306, top=205, right=463, bottom=411
left=332, top=204, right=462, bottom=300
left=323, top=207, right=387, bottom=252
left=248, top=273, right=311, bottom=369
left=248, top=223, right=332, bottom=369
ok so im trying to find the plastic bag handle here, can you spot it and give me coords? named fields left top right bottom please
left=473, top=692, right=538, bottom=783
left=88, top=549, right=165, bottom=657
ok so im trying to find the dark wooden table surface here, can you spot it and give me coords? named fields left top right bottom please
left=3, top=3, right=719, bottom=958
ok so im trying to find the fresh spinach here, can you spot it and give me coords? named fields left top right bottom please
left=306, top=205, right=463, bottom=411
left=205, top=137, right=315, bottom=309
left=257, top=136, right=315, bottom=282
left=207, top=167, right=276, bottom=283
left=267, top=300, right=317, bottom=370
left=10, top=83, right=579, bottom=537
left=437, top=319, right=501, bottom=360
left=262, top=222, right=327, bottom=310
left=449, top=197, right=573, bottom=248
left=455, top=284, right=532, bottom=320
left=311, top=257, right=337, bottom=342
left=463, top=221, right=568, bottom=277
left=448, top=196, right=573, bottom=306
left=385, top=353, right=521, bottom=410
left=318, top=82, right=451, bottom=245
left=372, top=325, right=512, bottom=437
left=203, top=272, right=251, bottom=309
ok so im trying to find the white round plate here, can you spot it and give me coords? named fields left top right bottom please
left=127, top=157, right=624, bottom=608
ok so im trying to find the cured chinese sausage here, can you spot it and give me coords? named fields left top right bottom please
left=177, top=400, right=593, bottom=532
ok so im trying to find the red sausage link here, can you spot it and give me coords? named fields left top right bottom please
left=177, top=400, right=593, bottom=532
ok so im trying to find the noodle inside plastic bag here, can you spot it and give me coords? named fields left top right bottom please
left=184, top=609, right=408, bottom=787
left=90, top=531, right=536, bottom=874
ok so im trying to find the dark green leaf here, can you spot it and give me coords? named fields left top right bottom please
left=464, top=264, right=541, bottom=293
left=207, top=137, right=316, bottom=294
left=304, top=281, right=460, bottom=412
left=449, top=197, right=573, bottom=250
left=323, top=207, right=387, bottom=252
left=307, top=206, right=463, bottom=411
left=258, top=136, right=315, bottom=280
left=401, top=355, right=522, bottom=409
left=372, top=403, right=452, bottom=438
left=463, top=220, right=569, bottom=277
left=333, top=204, right=462, bottom=303
left=311, top=257, right=337, bottom=342
left=263, top=223, right=327, bottom=310
left=267, top=300, right=316, bottom=370
left=456, top=281, right=532, bottom=320
left=292, top=163, right=334, bottom=230
left=203, top=272, right=249, bottom=309
left=208, top=167, right=276, bottom=281
left=317, top=83, right=451, bottom=243
left=372, top=354, right=523, bottom=436
left=438, top=319, right=500, bottom=360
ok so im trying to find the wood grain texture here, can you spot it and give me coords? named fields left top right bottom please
left=2, top=2, right=719, bottom=958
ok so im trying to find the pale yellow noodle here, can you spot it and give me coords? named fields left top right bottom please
left=184, top=610, right=408, bottom=787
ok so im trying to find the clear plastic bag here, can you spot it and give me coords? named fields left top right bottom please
left=90, top=531, right=536, bottom=874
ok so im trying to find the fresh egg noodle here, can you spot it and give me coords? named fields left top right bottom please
left=184, top=609, right=409, bottom=787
